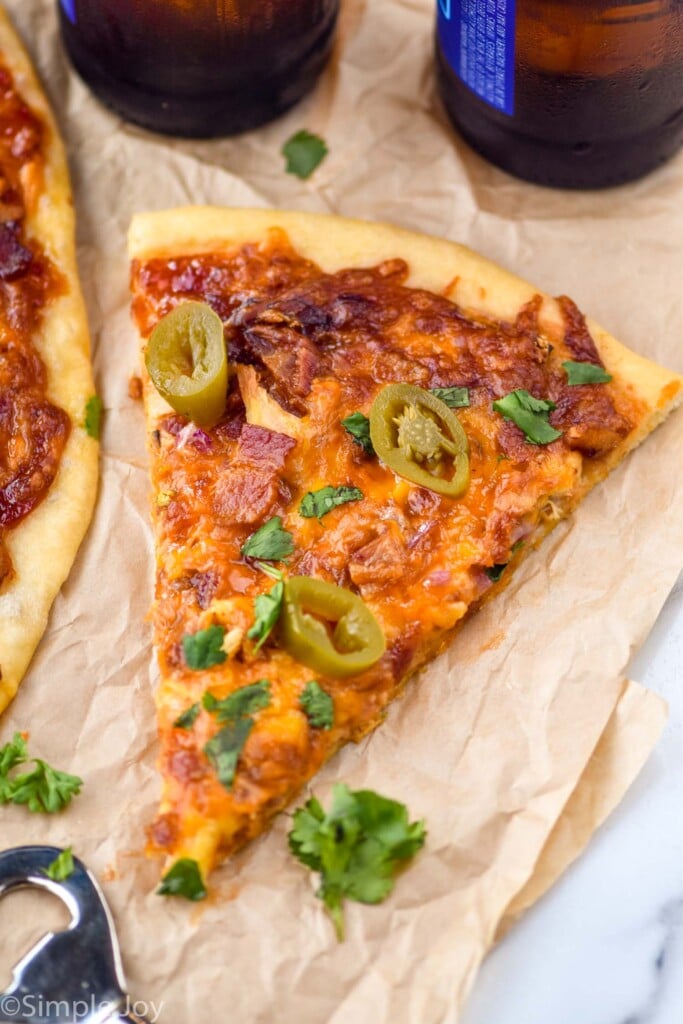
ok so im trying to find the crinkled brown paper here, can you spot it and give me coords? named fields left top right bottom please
left=1, top=1, right=682, bottom=1021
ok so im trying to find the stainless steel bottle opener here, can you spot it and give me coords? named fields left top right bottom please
left=0, top=846, right=149, bottom=1024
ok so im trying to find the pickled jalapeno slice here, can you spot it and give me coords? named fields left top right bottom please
left=145, top=301, right=228, bottom=428
left=369, top=383, right=469, bottom=497
left=280, top=577, right=386, bottom=679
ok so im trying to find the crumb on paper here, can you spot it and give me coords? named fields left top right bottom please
left=129, top=375, right=143, bottom=400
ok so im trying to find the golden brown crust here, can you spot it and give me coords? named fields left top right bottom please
left=0, top=5, right=98, bottom=713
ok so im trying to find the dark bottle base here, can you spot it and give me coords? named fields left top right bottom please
left=58, top=6, right=338, bottom=139
left=436, top=47, right=683, bottom=190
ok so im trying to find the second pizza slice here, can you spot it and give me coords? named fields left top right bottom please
left=129, top=208, right=682, bottom=894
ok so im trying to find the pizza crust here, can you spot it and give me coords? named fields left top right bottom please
left=0, top=6, right=98, bottom=713
left=129, top=205, right=683, bottom=485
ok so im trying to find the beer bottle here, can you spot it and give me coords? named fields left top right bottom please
left=58, top=0, right=340, bottom=138
left=436, top=0, right=683, bottom=189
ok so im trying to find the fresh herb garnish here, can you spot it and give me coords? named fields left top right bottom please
left=84, top=395, right=103, bottom=440
left=484, top=563, right=507, bottom=582
left=174, top=703, right=201, bottom=730
left=247, top=581, right=284, bottom=651
left=203, top=681, right=271, bottom=723
left=0, top=733, right=82, bottom=813
left=42, top=847, right=75, bottom=882
left=341, top=412, right=374, bottom=455
left=430, top=386, right=470, bottom=408
left=282, top=129, right=328, bottom=180
left=255, top=562, right=284, bottom=582
left=241, top=516, right=295, bottom=562
left=299, top=681, right=334, bottom=730
left=562, top=360, right=612, bottom=386
left=157, top=858, right=207, bottom=901
left=204, top=718, right=254, bottom=790
left=289, top=784, right=426, bottom=939
left=492, top=389, right=562, bottom=445
left=182, top=625, right=227, bottom=670
left=299, top=485, right=363, bottom=521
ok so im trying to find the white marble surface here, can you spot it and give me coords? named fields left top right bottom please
left=463, top=571, right=683, bottom=1024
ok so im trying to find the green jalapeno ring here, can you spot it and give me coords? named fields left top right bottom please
left=280, top=576, right=386, bottom=679
left=145, top=300, right=228, bottom=428
left=369, top=383, right=470, bottom=498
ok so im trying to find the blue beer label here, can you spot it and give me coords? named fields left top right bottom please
left=60, top=0, right=77, bottom=24
left=437, top=0, right=515, bottom=115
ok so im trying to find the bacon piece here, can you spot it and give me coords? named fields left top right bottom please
left=551, top=388, right=632, bottom=456
left=557, top=295, right=604, bottom=365
left=0, top=220, right=31, bottom=280
left=349, top=528, right=408, bottom=589
left=168, top=748, right=207, bottom=784
left=237, top=423, right=296, bottom=467
left=213, top=467, right=279, bottom=525
left=0, top=392, right=70, bottom=527
left=188, top=569, right=219, bottom=610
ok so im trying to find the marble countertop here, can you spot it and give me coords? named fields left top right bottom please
left=463, top=571, right=683, bottom=1024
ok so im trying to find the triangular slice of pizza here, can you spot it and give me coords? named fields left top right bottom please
left=129, top=208, right=682, bottom=894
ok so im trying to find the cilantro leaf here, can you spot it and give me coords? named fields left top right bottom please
left=562, top=360, right=612, bottom=386
left=42, top=847, right=75, bottom=882
left=182, top=625, right=227, bottom=670
left=299, top=485, right=363, bottom=521
left=0, top=732, right=28, bottom=775
left=203, top=680, right=271, bottom=723
left=484, top=563, right=507, bottom=582
left=8, top=760, right=83, bottom=813
left=289, top=783, right=426, bottom=939
left=492, top=389, right=562, bottom=445
left=0, top=734, right=81, bottom=812
left=282, top=130, right=328, bottom=180
left=247, top=581, right=284, bottom=651
left=157, top=858, right=207, bottom=901
left=255, top=561, right=284, bottom=582
left=84, top=395, right=103, bottom=439
left=341, top=413, right=374, bottom=455
left=300, top=681, right=334, bottom=730
left=204, top=718, right=253, bottom=790
left=241, top=516, right=294, bottom=562
left=174, top=703, right=201, bottom=730
left=430, top=386, right=470, bottom=408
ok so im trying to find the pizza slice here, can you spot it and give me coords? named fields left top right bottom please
left=129, top=207, right=682, bottom=894
left=0, top=6, right=97, bottom=714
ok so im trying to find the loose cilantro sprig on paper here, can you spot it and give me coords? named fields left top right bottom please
left=282, top=130, right=328, bottom=180
left=202, top=681, right=272, bottom=790
left=84, top=395, right=103, bottom=439
left=430, top=386, right=470, bottom=409
left=562, top=360, right=612, bottom=386
left=42, top=847, right=75, bottom=882
left=341, top=413, right=374, bottom=455
left=247, top=581, right=284, bottom=652
left=492, top=389, right=562, bottom=445
left=299, top=485, right=363, bottom=521
left=289, top=784, right=426, bottom=939
left=157, top=858, right=207, bottom=901
left=0, top=733, right=82, bottom=813
left=299, top=681, right=334, bottom=730
left=182, top=625, right=227, bottom=670
left=241, top=516, right=295, bottom=562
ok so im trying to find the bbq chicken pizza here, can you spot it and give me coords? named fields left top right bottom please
left=129, top=207, right=682, bottom=895
left=0, top=6, right=97, bottom=715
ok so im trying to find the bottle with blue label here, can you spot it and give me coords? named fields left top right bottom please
left=436, top=0, right=683, bottom=189
left=58, top=0, right=339, bottom=138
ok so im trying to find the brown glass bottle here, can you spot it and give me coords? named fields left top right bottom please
left=58, top=0, right=339, bottom=138
left=436, top=0, right=683, bottom=189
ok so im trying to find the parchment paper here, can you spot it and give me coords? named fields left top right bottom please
left=1, top=1, right=682, bottom=1021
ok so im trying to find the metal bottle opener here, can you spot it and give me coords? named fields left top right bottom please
left=0, top=846, right=149, bottom=1024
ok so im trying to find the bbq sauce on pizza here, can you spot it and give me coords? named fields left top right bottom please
left=131, top=231, right=645, bottom=870
left=0, top=62, right=68, bottom=587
